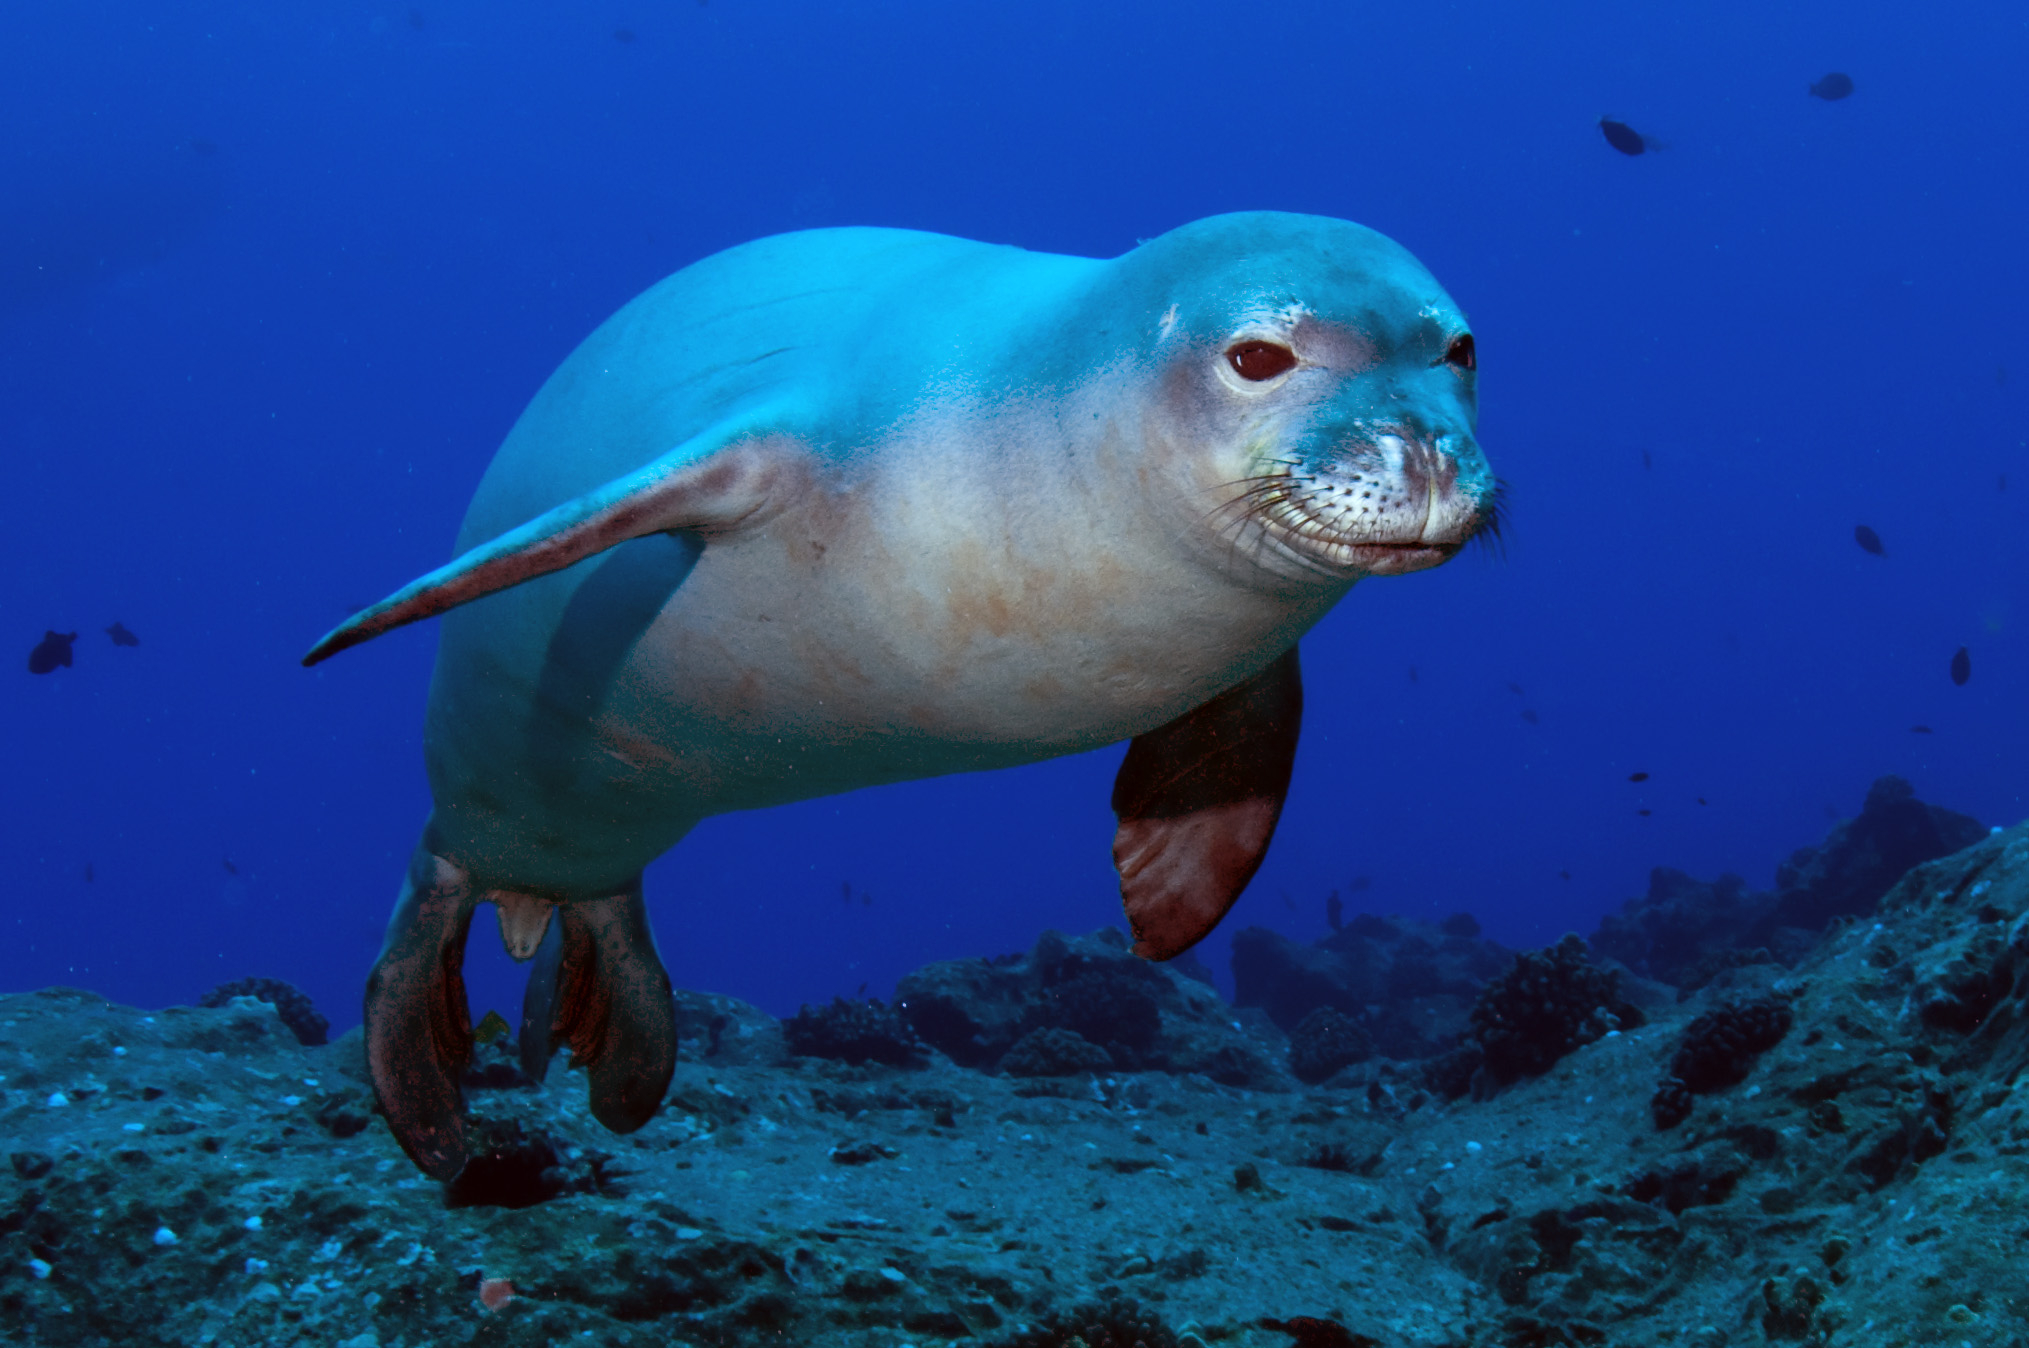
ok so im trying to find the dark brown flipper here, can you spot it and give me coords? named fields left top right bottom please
left=519, top=889, right=676, bottom=1134
left=364, top=848, right=479, bottom=1180
left=1111, top=646, right=1304, bottom=960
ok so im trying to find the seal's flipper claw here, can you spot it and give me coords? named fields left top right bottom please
left=302, top=424, right=790, bottom=666
left=1111, top=646, right=1303, bottom=961
left=539, top=890, right=676, bottom=1134
left=364, top=847, right=478, bottom=1180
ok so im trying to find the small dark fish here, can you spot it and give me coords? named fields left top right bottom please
left=855, top=981, right=868, bottom=997
left=84, top=862, right=94, bottom=884
left=2000, top=474, right=2009, bottom=493
left=842, top=881, right=853, bottom=905
left=1407, top=665, right=1419, bottom=683
left=1347, top=875, right=1371, bottom=893
left=861, top=890, right=872, bottom=907
left=1628, top=771, right=1650, bottom=783
left=1697, top=797, right=1708, bottom=805
left=1641, top=449, right=1653, bottom=470
left=1281, top=891, right=1298, bottom=912
left=1911, top=725, right=1934, bottom=734
left=1520, top=708, right=1539, bottom=725
left=106, top=621, right=140, bottom=647
left=1853, top=525, right=1885, bottom=556
left=1325, top=890, right=1343, bottom=932
left=1559, top=869, right=1572, bottom=881
left=612, top=26, right=637, bottom=43
left=27, top=631, right=76, bottom=674
left=473, top=1010, right=511, bottom=1045
left=1950, top=646, right=1971, bottom=686
left=1505, top=682, right=1524, bottom=696
left=222, top=858, right=239, bottom=876
left=1809, top=72, right=1855, bottom=101
left=1638, top=808, right=1653, bottom=817
left=1599, top=118, right=1647, bottom=156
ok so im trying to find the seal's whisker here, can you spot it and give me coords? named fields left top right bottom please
left=1470, top=478, right=1511, bottom=559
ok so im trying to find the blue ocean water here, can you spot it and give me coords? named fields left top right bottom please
left=3, top=0, right=2023, bottom=1038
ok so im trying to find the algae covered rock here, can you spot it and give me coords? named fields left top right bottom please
left=784, top=996, right=929, bottom=1068
left=999, top=1026, right=1114, bottom=1077
left=1287, top=1006, right=1374, bottom=1084
left=196, top=976, right=329, bottom=1047
left=896, top=927, right=1289, bottom=1088
left=1470, top=934, right=1645, bottom=1089
left=1591, top=776, right=1985, bottom=992
left=1231, top=912, right=1510, bottom=1060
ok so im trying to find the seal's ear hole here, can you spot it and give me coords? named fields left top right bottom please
left=1226, top=341, right=1298, bottom=382
left=1445, top=334, right=1476, bottom=371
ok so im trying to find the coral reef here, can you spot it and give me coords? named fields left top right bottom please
left=999, top=1026, right=1115, bottom=1077
left=1470, top=934, right=1645, bottom=1089
left=1749, top=774, right=1988, bottom=941
left=1589, top=867, right=1762, bottom=989
left=1287, top=1007, right=1374, bottom=1084
left=1231, top=910, right=1512, bottom=1058
left=0, top=780, right=2019, bottom=1348
left=1040, top=969, right=1162, bottom=1064
left=1665, top=995, right=1794, bottom=1099
left=897, top=927, right=1288, bottom=1088
left=195, top=976, right=328, bottom=1046
left=1592, top=775, right=1986, bottom=989
left=674, top=986, right=789, bottom=1065
left=783, top=996, right=928, bottom=1068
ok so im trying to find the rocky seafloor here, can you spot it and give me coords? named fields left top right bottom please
left=4, top=776, right=2028, bottom=1348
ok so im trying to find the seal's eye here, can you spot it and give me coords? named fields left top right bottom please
left=1226, top=340, right=1298, bottom=382
left=1445, top=334, right=1476, bottom=371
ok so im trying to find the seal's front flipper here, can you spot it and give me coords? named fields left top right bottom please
left=364, top=847, right=479, bottom=1180
left=302, top=424, right=795, bottom=666
left=519, top=890, right=676, bottom=1134
left=1111, top=646, right=1304, bottom=960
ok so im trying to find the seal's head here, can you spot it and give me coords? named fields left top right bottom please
left=1116, top=211, right=1500, bottom=587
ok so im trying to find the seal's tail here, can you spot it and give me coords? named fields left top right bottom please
left=366, top=847, right=677, bottom=1181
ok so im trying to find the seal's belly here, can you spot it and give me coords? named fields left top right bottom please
left=596, top=513, right=1253, bottom=813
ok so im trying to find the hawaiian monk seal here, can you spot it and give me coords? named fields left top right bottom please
left=306, top=212, right=1500, bottom=1178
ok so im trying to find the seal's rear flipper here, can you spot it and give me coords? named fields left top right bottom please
left=519, top=890, right=676, bottom=1134
left=517, top=916, right=564, bottom=1084
left=301, top=425, right=793, bottom=666
left=1111, top=646, right=1303, bottom=960
left=364, top=847, right=479, bottom=1180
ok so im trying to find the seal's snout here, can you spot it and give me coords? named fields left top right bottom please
left=1226, top=417, right=1494, bottom=582
left=1404, top=430, right=1498, bottom=549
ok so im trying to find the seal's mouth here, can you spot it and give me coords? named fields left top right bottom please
left=1215, top=435, right=1500, bottom=580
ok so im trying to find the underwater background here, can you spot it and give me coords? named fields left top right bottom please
left=4, top=0, right=2024, bottom=1035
